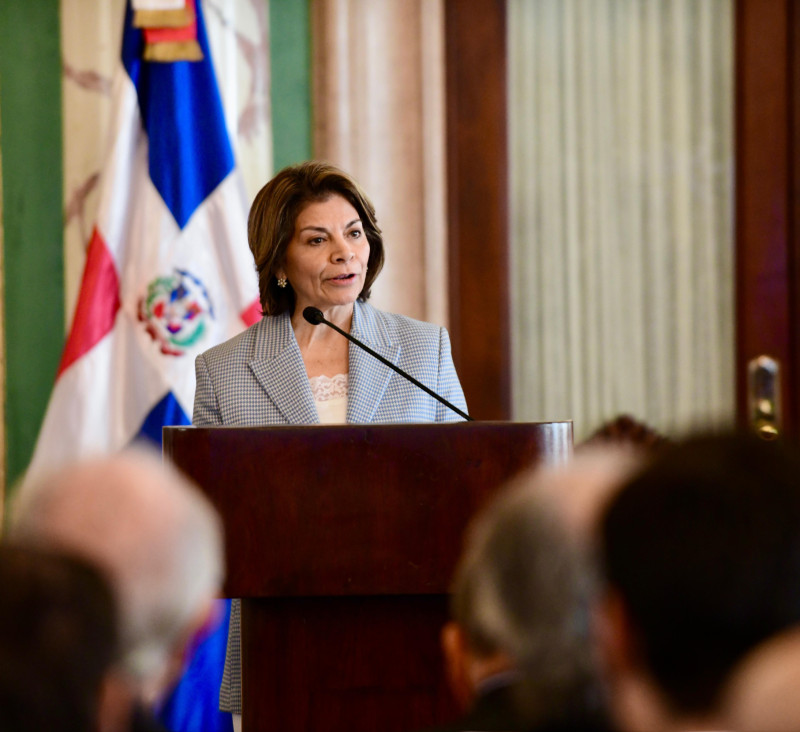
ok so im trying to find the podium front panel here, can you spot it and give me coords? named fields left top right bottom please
left=164, top=421, right=572, bottom=598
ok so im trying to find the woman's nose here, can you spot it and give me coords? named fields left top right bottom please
left=331, top=236, right=355, bottom=261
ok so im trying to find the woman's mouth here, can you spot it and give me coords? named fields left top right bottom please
left=330, top=273, right=356, bottom=283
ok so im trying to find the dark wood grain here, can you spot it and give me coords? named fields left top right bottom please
left=790, top=0, right=800, bottom=436
left=165, top=422, right=571, bottom=597
left=445, top=0, right=510, bottom=421
left=243, top=596, right=452, bottom=732
left=735, top=0, right=794, bottom=432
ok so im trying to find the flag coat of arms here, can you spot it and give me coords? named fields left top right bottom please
left=29, top=0, right=260, bottom=477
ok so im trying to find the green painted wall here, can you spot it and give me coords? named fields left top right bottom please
left=270, top=0, right=312, bottom=170
left=0, top=3, right=64, bottom=491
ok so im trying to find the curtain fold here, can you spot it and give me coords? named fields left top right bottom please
left=311, top=0, right=448, bottom=325
left=509, top=0, right=734, bottom=438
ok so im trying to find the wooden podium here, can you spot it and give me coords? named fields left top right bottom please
left=163, top=421, right=571, bottom=732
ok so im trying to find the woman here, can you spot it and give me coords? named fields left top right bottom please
left=193, top=161, right=468, bottom=723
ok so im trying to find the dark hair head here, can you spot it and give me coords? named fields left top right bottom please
left=579, top=413, right=671, bottom=454
left=0, top=543, right=118, bottom=732
left=247, top=160, right=385, bottom=315
left=601, top=431, right=800, bottom=715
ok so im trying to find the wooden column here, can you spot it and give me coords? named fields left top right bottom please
left=445, top=0, right=510, bottom=421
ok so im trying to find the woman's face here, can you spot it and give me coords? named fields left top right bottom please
left=278, top=194, right=370, bottom=315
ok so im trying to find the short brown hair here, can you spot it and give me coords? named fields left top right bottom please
left=248, top=161, right=385, bottom=315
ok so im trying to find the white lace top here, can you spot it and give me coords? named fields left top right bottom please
left=309, top=373, right=348, bottom=424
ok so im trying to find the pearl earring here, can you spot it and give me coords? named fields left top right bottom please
left=277, top=276, right=287, bottom=288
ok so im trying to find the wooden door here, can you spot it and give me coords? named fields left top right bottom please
left=736, top=0, right=800, bottom=438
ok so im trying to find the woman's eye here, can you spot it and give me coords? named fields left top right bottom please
left=349, top=229, right=362, bottom=239
left=308, top=236, right=324, bottom=245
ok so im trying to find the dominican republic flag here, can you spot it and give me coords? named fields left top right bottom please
left=28, top=2, right=258, bottom=730
left=29, top=0, right=259, bottom=475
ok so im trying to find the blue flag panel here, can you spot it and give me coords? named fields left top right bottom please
left=120, top=1, right=234, bottom=230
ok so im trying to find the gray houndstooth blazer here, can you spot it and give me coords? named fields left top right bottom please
left=192, top=300, right=468, bottom=714
left=194, top=300, right=467, bottom=427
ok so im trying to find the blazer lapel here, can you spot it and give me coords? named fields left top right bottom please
left=247, top=313, right=320, bottom=424
left=347, top=302, right=401, bottom=423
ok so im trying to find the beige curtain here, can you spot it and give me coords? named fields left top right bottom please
left=60, top=0, right=271, bottom=322
left=508, top=0, right=734, bottom=439
left=311, top=0, right=448, bottom=325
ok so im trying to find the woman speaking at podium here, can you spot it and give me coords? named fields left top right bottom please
left=193, top=160, right=468, bottom=727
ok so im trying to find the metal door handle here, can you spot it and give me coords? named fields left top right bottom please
left=747, top=356, right=781, bottom=440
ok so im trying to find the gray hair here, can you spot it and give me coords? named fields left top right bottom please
left=451, top=447, right=642, bottom=724
left=10, top=446, right=224, bottom=691
left=452, top=478, right=590, bottom=663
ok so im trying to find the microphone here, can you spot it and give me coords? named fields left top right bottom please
left=302, top=306, right=473, bottom=421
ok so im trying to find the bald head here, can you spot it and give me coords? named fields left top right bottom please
left=11, top=448, right=223, bottom=696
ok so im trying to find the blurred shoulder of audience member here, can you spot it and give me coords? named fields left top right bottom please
left=599, top=431, right=800, bottom=731
left=718, top=626, right=800, bottom=732
left=0, top=542, right=118, bottom=732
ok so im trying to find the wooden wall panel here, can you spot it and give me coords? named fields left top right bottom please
left=445, top=0, right=511, bottom=421
left=735, top=0, right=794, bottom=433
left=791, top=0, right=800, bottom=434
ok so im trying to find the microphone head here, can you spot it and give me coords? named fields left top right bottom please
left=302, top=306, right=325, bottom=325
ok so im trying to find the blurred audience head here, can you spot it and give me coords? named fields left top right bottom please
left=599, top=430, right=800, bottom=731
left=11, top=447, right=224, bottom=706
left=0, top=542, right=117, bottom=732
left=444, top=446, right=642, bottom=728
left=579, top=413, right=670, bottom=454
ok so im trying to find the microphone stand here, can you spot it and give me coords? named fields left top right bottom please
left=303, top=306, right=473, bottom=422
